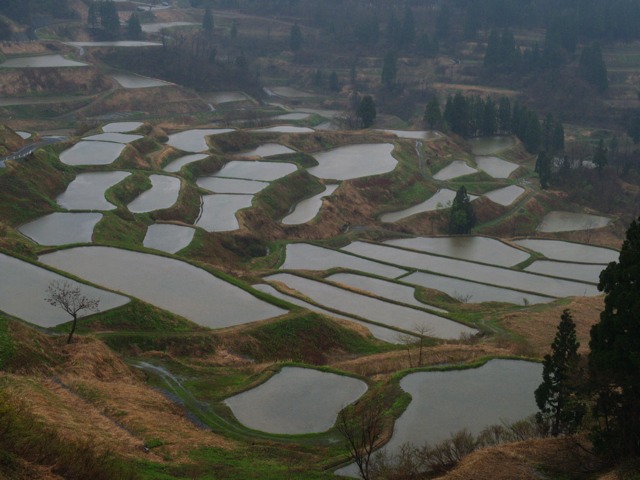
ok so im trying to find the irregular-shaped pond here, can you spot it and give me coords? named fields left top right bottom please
left=102, top=122, right=143, bottom=133
left=537, top=211, right=612, bottom=232
left=213, top=161, right=297, bottom=181
left=274, top=113, right=311, bottom=121
left=167, top=129, right=234, bottom=152
left=380, top=189, right=477, bottom=223
left=163, top=153, right=208, bottom=173
left=326, top=272, right=447, bottom=313
left=39, top=247, right=287, bottom=328
left=266, top=86, right=314, bottom=98
left=196, top=177, right=269, bottom=194
left=225, top=367, right=367, bottom=434
left=254, top=284, right=405, bottom=343
left=1, top=55, right=87, bottom=68
left=387, top=359, right=541, bottom=451
left=60, top=141, right=126, bottom=166
left=127, top=175, right=181, bottom=213
left=196, top=194, right=253, bottom=232
left=0, top=253, right=129, bottom=328
left=468, top=136, right=515, bottom=155
left=266, top=273, right=477, bottom=339
left=383, top=236, right=529, bottom=267
left=56, top=171, right=131, bottom=211
left=308, top=143, right=397, bottom=180
left=282, top=184, right=338, bottom=225
left=403, top=271, right=553, bottom=304
left=143, top=224, right=195, bottom=254
left=202, top=91, right=247, bottom=103
left=238, top=143, right=295, bottom=158
left=19, top=212, right=102, bottom=245
left=514, top=239, right=619, bottom=264
left=475, top=156, right=519, bottom=178
left=281, top=243, right=406, bottom=279
left=483, top=185, right=525, bottom=206
left=433, top=160, right=478, bottom=181
left=83, top=132, right=142, bottom=144
left=343, top=242, right=598, bottom=298
left=525, top=261, right=604, bottom=283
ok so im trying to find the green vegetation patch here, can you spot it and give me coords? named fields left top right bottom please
left=105, top=171, right=152, bottom=207
left=226, top=312, right=389, bottom=365
left=92, top=210, right=149, bottom=247
left=255, top=170, right=325, bottom=220
left=0, top=315, right=15, bottom=370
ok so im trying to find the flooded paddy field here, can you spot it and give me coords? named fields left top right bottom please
left=39, top=246, right=287, bottom=328
left=282, top=184, right=338, bottom=225
left=308, top=143, right=397, bottom=180
left=514, top=239, right=619, bottom=263
left=19, top=212, right=102, bottom=245
left=0, top=253, right=129, bottom=327
left=163, top=153, right=209, bottom=173
left=127, top=175, right=181, bottom=213
left=537, top=211, right=612, bottom=232
left=266, top=273, right=477, bottom=339
left=237, top=143, right=295, bottom=158
left=166, top=129, right=234, bottom=152
left=224, top=367, right=367, bottom=434
left=143, top=224, right=195, bottom=254
left=56, top=171, right=130, bottom=211
left=213, top=161, right=297, bottom=181
left=196, top=194, right=254, bottom=232
left=433, top=160, right=478, bottom=180
left=59, top=141, right=125, bottom=166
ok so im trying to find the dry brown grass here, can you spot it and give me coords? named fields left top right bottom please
left=499, top=296, right=604, bottom=357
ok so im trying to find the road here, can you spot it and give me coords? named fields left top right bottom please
left=0, top=136, right=67, bottom=168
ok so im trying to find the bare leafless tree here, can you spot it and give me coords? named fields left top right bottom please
left=45, top=280, right=99, bottom=344
left=337, top=400, right=386, bottom=480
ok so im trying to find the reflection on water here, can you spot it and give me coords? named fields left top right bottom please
left=282, top=184, right=338, bottom=225
left=60, top=141, right=125, bottom=166
left=143, top=224, right=195, bottom=254
left=57, top=171, right=131, bottom=211
left=127, top=175, right=181, bottom=213
left=514, top=239, right=619, bottom=264
left=308, top=143, right=397, bottom=180
left=19, top=212, right=102, bottom=245
left=196, top=194, right=253, bottom=232
left=39, top=246, right=287, bottom=328
left=225, top=367, right=367, bottom=434
left=537, top=211, right=611, bottom=233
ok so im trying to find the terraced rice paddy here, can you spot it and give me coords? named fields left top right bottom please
left=102, top=122, right=143, bottom=133
left=0, top=253, right=129, bottom=327
left=514, top=239, right=619, bottom=263
left=224, top=367, right=367, bottom=434
left=127, top=175, right=181, bottom=213
left=475, top=156, right=519, bottom=178
left=308, top=143, right=397, bottom=180
left=282, top=184, right=338, bottom=225
left=537, top=211, right=612, bottom=232
left=237, top=143, right=295, bottom=157
left=433, top=160, right=478, bottom=180
left=143, top=224, right=195, bottom=254
left=18, top=212, right=102, bottom=245
left=163, top=153, right=209, bottom=172
left=167, top=129, right=234, bottom=152
left=196, top=194, right=254, bottom=232
left=83, top=132, right=142, bottom=143
left=483, top=185, right=525, bottom=206
left=1, top=55, right=87, bottom=68
left=59, top=141, right=126, bottom=166
left=39, top=246, right=287, bottom=328
left=213, top=161, right=297, bottom=181
left=56, top=171, right=130, bottom=211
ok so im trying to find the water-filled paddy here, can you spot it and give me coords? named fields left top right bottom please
left=253, top=126, right=314, bottom=134
left=525, top=261, right=604, bottom=283
left=483, top=185, right=525, bottom=206
left=0, top=253, right=130, bottom=328
left=475, top=156, right=519, bottom=178
left=274, top=113, right=311, bottom=121
left=39, top=246, right=287, bottom=328
left=343, top=242, right=599, bottom=298
left=380, top=130, right=440, bottom=140
left=380, top=189, right=477, bottom=223
left=167, top=129, right=234, bottom=152
left=1, top=55, right=87, bottom=68
left=238, top=143, right=295, bottom=158
left=143, top=224, right=195, bottom=254
left=127, top=175, right=181, bottom=213
left=196, top=177, right=269, bottom=194
left=433, top=160, right=478, bottom=180
left=403, top=271, right=554, bottom=304
left=383, top=236, right=529, bottom=267
left=326, top=273, right=447, bottom=313
left=196, top=194, right=253, bottom=232
left=203, top=91, right=248, bottom=103
left=163, top=153, right=208, bottom=173
left=16, top=131, right=31, bottom=139
left=213, top=161, right=297, bottom=181
left=65, top=41, right=162, bottom=47
left=468, top=136, right=515, bottom=155
left=281, top=243, right=406, bottom=278
left=111, top=73, right=171, bottom=89
left=19, top=212, right=102, bottom=246
left=56, top=171, right=131, bottom=211
left=224, top=367, right=367, bottom=434
left=266, top=273, right=477, bottom=339
left=387, top=359, right=541, bottom=451
left=83, top=132, right=142, bottom=144
left=282, top=184, right=338, bottom=225
left=308, top=143, right=397, bottom=180
left=140, top=22, right=197, bottom=33
left=266, top=86, right=314, bottom=98
left=253, top=284, right=404, bottom=343
left=536, top=211, right=612, bottom=232
left=514, top=239, right=619, bottom=264
left=102, top=122, right=143, bottom=133
left=59, top=141, right=126, bottom=166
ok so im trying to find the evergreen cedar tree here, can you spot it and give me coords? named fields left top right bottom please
left=589, top=217, right=640, bottom=461
left=535, top=309, right=585, bottom=437
left=357, top=96, right=376, bottom=129
left=202, top=6, right=214, bottom=34
left=449, top=186, right=476, bottom=234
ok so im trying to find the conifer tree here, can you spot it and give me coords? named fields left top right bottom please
left=535, top=309, right=585, bottom=437
left=449, top=186, right=476, bottom=234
